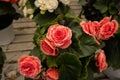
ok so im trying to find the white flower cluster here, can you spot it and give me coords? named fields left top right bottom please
left=18, top=0, right=71, bottom=17
left=19, top=0, right=34, bottom=18
left=34, top=0, right=71, bottom=13
left=34, top=0, right=58, bottom=13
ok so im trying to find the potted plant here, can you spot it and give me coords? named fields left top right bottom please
left=17, top=0, right=120, bottom=80
left=0, top=0, right=20, bottom=45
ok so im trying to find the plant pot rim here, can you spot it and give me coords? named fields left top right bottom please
left=0, top=14, right=13, bottom=30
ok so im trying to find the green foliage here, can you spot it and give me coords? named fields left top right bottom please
left=79, top=55, right=94, bottom=80
left=93, top=1, right=108, bottom=13
left=103, top=35, right=120, bottom=69
left=70, top=22, right=104, bottom=58
left=57, top=53, right=82, bottom=80
left=47, top=56, right=58, bottom=68
left=30, top=47, right=46, bottom=61
left=79, top=0, right=120, bottom=21
left=33, top=11, right=58, bottom=26
left=33, top=25, right=47, bottom=46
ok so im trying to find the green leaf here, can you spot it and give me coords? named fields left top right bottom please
left=33, top=11, right=58, bottom=26
left=27, top=0, right=36, bottom=9
left=79, top=55, right=94, bottom=80
left=108, top=2, right=118, bottom=15
left=72, top=32, right=103, bottom=57
left=57, top=53, right=82, bottom=80
left=46, top=56, right=58, bottom=67
left=30, top=47, right=46, bottom=61
left=79, top=34, right=102, bottom=57
left=114, top=0, right=120, bottom=10
left=103, top=35, right=120, bottom=69
left=33, top=25, right=47, bottom=46
left=93, top=2, right=108, bottom=13
left=65, top=13, right=81, bottom=24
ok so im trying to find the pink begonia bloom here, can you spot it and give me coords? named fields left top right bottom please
left=46, top=68, right=59, bottom=80
left=80, top=21, right=100, bottom=36
left=95, top=50, right=108, bottom=72
left=40, top=38, right=58, bottom=56
left=2, top=0, right=18, bottom=3
left=47, top=24, right=72, bottom=49
left=18, top=56, right=42, bottom=79
left=98, top=19, right=118, bottom=40
left=99, top=17, right=111, bottom=26
left=80, top=17, right=118, bottom=40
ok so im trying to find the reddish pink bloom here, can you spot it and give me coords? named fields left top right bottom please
left=99, top=17, right=111, bottom=26
left=47, top=24, right=72, bottom=49
left=40, top=38, right=58, bottom=56
left=80, top=17, right=118, bottom=40
left=96, top=50, right=108, bottom=72
left=18, top=56, right=42, bottom=79
left=98, top=19, right=118, bottom=40
left=80, top=21, right=100, bottom=36
left=46, top=68, right=59, bottom=80
left=2, top=0, right=18, bottom=3
left=2, top=0, right=10, bottom=2
left=11, top=0, right=18, bottom=3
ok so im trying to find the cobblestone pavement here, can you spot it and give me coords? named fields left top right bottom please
left=1, top=0, right=81, bottom=80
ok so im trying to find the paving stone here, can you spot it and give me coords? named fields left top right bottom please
left=5, top=51, right=30, bottom=63
left=13, top=18, right=32, bottom=23
left=13, top=22, right=36, bottom=28
left=13, top=34, right=33, bottom=43
left=1, top=63, right=18, bottom=80
left=7, top=42, right=34, bottom=52
left=14, top=27, right=36, bottom=35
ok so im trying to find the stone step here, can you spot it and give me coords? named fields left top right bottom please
left=7, top=42, right=34, bottom=52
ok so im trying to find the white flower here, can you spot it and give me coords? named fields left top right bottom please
left=18, top=0, right=28, bottom=9
left=23, top=6, right=34, bottom=18
left=59, top=0, right=71, bottom=5
left=34, top=0, right=58, bottom=13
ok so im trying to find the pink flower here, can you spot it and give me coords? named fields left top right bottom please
left=46, top=68, right=59, bottom=80
left=18, top=56, right=42, bottom=79
left=40, top=38, right=58, bottom=56
left=2, top=0, right=10, bottom=2
left=11, top=0, right=18, bottom=3
left=80, top=21, right=100, bottom=36
left=2, top=0, right=18, bottom=3
left=98, top=19, right=118, bottom=40
left=46, top=24, right=72, bottom=49
left=95, top=50, right=108, bottom=72
left=99, top=17, right=111, bottom=26
left=80, top=17, right=118, bottom=40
